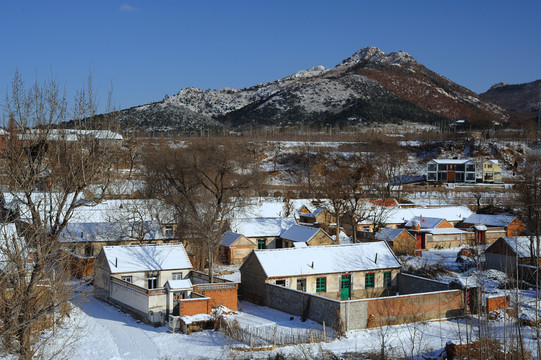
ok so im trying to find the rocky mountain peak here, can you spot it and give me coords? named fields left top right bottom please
left=336, top=46, right=416, bottom=68
left=488, top=82, right=509, bottom=91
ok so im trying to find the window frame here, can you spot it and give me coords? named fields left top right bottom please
left=257, top=239, right=266, bottom=249
left=172, top=272, right=183, bottom=280
left=365, top=272, right=375, bottom=288
left=383, top=271, right=392, bottom=287
left=316, top=277, right=327, bottom=293
left=121, top=275, right=133, bottom=283
left=147, top=276, right=158, bottom=289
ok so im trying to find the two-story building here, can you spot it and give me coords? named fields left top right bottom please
left=427, top=159, right=476, bottom=184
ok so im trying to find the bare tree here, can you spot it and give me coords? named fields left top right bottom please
left=0, top=71, right=119, bottom=359
left=143, top=138, right=263, bottom=282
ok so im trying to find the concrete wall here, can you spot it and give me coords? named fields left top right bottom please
left=265, top=284, right=342, bottom=328
left=264, top=283, right=464, bottom=331
left=109, top=278, right=167, bottom=319
left=111, top=268, right=191, bottom=288
left=398, top=273, right=450, bottom=294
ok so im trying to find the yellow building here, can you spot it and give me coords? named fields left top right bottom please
left=482, top=160, right=503, bottom=183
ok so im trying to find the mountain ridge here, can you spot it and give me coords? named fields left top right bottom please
left=87, top=47, right=512, bottom=133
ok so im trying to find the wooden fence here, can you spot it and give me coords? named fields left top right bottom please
left=218, top=318, right=336, bottom=349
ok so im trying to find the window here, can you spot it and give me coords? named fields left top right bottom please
left=172, top=272, right=183, bottom=280
left=276, top=279, right=286, bottom=286
left=257, top=240, right=266, bottom=249
left=164, top=225, right=173, bottom=237
left=121, top=276, right=132, bottom=283
left=84, top=244, right=93, bottom=257
left=427, top=164, right=436, bottom=172
left=147, top=277, right=158, bottom=289
left=297, top=278, right=306, bottom=292
left=466, top=164, right=475, bottom=172
left=316, top=277, right=326, bottom=293
left=384, top=272, right=392, bottom=287
left=365, top=273, right=375, bottom=288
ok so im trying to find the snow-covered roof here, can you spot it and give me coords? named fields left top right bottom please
left=370, top=206, right=472, bottom=225
left=59, top=220, right=171, bottom=243
left=299, top=207, right=325, bottom=219
left=463, top=214, right=516, bottom=227
left=405, top=216, right=444, bottom=229
left=220, top=231, right=243, bottom=247
left=500, top=236, right=537, bottom=258
left=375, top=227, right=407, bottom=242
left=430, top=159, right=474, bottom=165
left=249, top=242, right=400, bottom=278
left=7, top=195, right=176, bottom=225
left=426, top=228, right=470, bottom=235
left=165, top=279, right=193, bottom=289
left=280, top=225, right=325, bottom=243
left=293, top=242, right=307, bottom=248
left=102, top=243, right=192, bottom=273
left=231, top=217, right=296, bottom=237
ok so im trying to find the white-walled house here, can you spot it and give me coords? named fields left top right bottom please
left=94, top=243, right=239, bottom=325
left=94, top=243, right=193, bottom=322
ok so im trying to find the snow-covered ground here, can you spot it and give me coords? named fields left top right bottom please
left=41, top=292, right=541, bottom=359
left=32, top=247, right=541, bottom=359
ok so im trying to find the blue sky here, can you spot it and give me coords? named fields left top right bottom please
left=1, top=1, right=540, bottom=113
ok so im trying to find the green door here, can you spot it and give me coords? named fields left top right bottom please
left=340, top=274, right=351, bottom=300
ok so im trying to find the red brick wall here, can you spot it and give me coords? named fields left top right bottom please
left=507, top=218, right=525, bottom=237
left=197, top=286, right=238, bottom=311
left=486, top=295, right=509, bottom=312
left=365, top=290, right=464, bottom=327
left=181, top=299, right=210, bottom=316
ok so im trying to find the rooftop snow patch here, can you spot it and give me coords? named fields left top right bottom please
left=252, top=242, right=400, bottom=278
left=220, top=231, right=244, bottom=247
left=280, top=225, right=326, bottom=243
left=232, top=217, right=296, bottom=237
left=103, top=243, right=192, bottom=273
left=464, top=214, right=515, bottom=227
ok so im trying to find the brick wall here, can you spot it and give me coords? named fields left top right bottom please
left=180, top=297, right=210, bottom=316
left=195, top=284, right=238, bottom=311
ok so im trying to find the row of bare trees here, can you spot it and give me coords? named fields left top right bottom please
left=142, top=139, right=265, bottom=282
left=0, top=72, right=121, bottom=359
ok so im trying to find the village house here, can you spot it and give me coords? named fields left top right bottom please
left=426, top=159, right=476, bottom=184
left=357, top=206, right=472, bottom=232
left=375, top=227, right=416, bottom=256
left=297, top=207, right=333, bottom=227
left=94, top=243, right=238, bottom=325
left=405, top=216, right=473, bottom=249
left=279, top=224, right=335, bottom=248
left=484, top=236, right=540, bottom=275
left=230, top=217, right=296, bottom=249
left=219, top=231, right=256, bottom=264
left=482, top=160, right=503, bottom=183
left=462, top=213, right=525, bottom=244
left=240, top=242, right=401, bottom=304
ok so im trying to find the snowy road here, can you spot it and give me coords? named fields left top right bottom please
left=81, top=299, right=160, bottom=359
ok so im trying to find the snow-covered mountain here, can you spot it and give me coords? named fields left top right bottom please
left=105, top=47, right=511, bottom=133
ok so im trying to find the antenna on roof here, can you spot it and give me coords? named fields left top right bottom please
left=115, top=257, right=118, bottom=268
left=374, top=253, right=378, bottom=264
left=310, top=261, right=314, bottom=269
